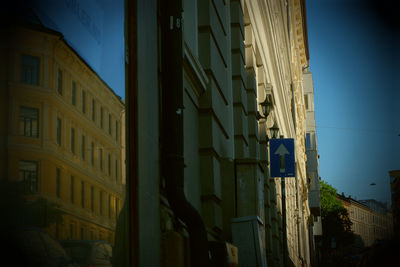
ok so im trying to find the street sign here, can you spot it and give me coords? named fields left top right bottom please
left=269, top=138, right=295, bottom=177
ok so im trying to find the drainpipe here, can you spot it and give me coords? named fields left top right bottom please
left=160, top=1, right=210, bottom=266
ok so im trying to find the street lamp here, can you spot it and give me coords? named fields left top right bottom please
left=266, top=120, right=279, bottom=143
left=259, top=96, right=273, bottom=119
left=270, top=121, right=279, bottom=139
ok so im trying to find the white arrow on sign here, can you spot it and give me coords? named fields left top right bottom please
left=275, top=144, right=289, bottom=173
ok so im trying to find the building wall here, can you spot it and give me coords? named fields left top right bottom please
left=389, top=170, right=400, bottom=239
left=159, top=0, right=312, bottom=266
left=338, top=195, right=394, bottom=247
left=3, top=24, right=125, bottom=244
left=303, top=70, right=322, bottom=266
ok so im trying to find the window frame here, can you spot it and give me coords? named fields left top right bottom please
left=57, top=117, right=62, bottom=146
left=56, top=167, right=61, bottom=198
left=57, top=68, right=63, bottom=95
left=108, top=113, right=112, bottom=135
left=100, top=107, right=104, bottom=128
left=71, top=81, right=77, bottom=106
left=99, top=147, right=103, bottom=171
left=19, top=160, right=39, bottom=194
left=82, top=90, right=86, bottom=113
left=81, top=135, right=85, bottom=160
left=92, top=98, right=96, bottom=122
left=19, top=106, right=39, bottom=138
left=70, top=175, right=75, bottom=203
left=71, top=127, right=75, bottom=154
left=81, top=181, right=85, bottom=208
left=21, top=54, right=40, bottom=86
left=91, top=141, right=95, bottom=166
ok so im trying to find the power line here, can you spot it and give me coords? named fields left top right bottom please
left=315, top=125, right=398, bottom=135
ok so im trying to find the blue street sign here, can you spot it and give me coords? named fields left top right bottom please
left=269, top=138, right=295, bottom=177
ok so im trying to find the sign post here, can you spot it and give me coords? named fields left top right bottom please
left=269, top=137, right=295, bottom=267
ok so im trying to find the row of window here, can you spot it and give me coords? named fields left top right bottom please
left=350, top=207, right=391, bottom=227
left=56, top=116, right=120, bottom=181
left=18, top=160, right=120, bottom=219
left=55, top=167, right=121, bottom=219
left=18, top=105, right=120, bottom=182
left=56, top=66, right=120, bottom=142
left=55, top=221, right=114, bottom=244
left=20, top=54, right=121, bottom=143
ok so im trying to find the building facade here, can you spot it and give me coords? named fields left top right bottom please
left=133, top=0, right=313, bottom=266
left=337, top=194, right=394, bottom=247
left=1, top=22, right=125, bottom=244
left=389, top=170, right=400, bottom=240
left=303, top=69, right=323, bottom=265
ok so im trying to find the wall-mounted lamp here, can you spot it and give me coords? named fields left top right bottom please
left=266, top=120, right=279, bottom=143
left=259, top=96, right=273, bottom=119
left=270, top=121, right=279, bottom=139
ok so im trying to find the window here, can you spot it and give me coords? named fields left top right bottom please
left=115, top=120, right=119, bottom=142
left=108, top=114, right=112, bottom=135
left=57, top=117, right=62, bottom=145
left=71, top=128, right=75, bottom=154
left=80, top=227, right=84, bottom=239
left=56, top=168, right=61, bottom=198
left=81, top=135, right=85, bottom=160
left=81, top=181, right=85, bottom=208
left=304, top=94, right=309, bottom=110
left=306, top=133, right=311, bottom=150
left=92, top=99, right=96, bottom=121
left=21, top=54, right=40, bottom=85
left=91, top=142, right=95, bottom=166
left=57, top=69, right=63, bottom=95
left=115, top=159, right=118, bottom=182
left=100, top=107, right=104, bottom=128
left=108, top=153, right=111, bottom=176
left=108, top=194, right=112, bottom=218
left=72, top=81, right=76, bottom=106
left=82, top=90, right=86, bottom=113
left=70, top=176, right=74, bottom=203
left=19, top=106, right=39, bottom=137
left=19, top=161, right=38, bottom=193
left=90, top=186, right=94, bottom=211
left=99, top=148, right=103, bottom=171
left=100, top=191, right=103, bottom=216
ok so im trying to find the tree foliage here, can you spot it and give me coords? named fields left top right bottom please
left=320, top=180, right=354, bottom=255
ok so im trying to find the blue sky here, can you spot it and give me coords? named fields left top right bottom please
left=30, top=0, right=125, bottom=99
left=306, top=0, right=399, bottom=204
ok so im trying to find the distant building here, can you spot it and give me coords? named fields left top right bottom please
left=337, top=194, right=394, bottom=247
left=1, top=21, right=125, bottom=244
left=303, top=69, right=323, bottom=265
left=389, top=170, right=400, bottom=239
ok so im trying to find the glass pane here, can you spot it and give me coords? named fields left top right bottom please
left=3, top=1, right=128, bottom=266
left=21, top=54, right=40, bottom=85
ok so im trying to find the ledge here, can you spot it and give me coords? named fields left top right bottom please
left=183, top=42, right=208, bottom=97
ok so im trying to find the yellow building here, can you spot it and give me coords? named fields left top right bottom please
left=2, top=21, right=125, bottom=244
left=337, top=194, right=394, bottom=247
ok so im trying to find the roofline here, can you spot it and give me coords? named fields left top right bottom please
left=336, top=193, right=369, bottom=208
left=17, top=19, right=125, bottom=106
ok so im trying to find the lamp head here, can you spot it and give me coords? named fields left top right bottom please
left=260, top=96, right=272, bottom=118
left=270, top=121, right=279, bottom=139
